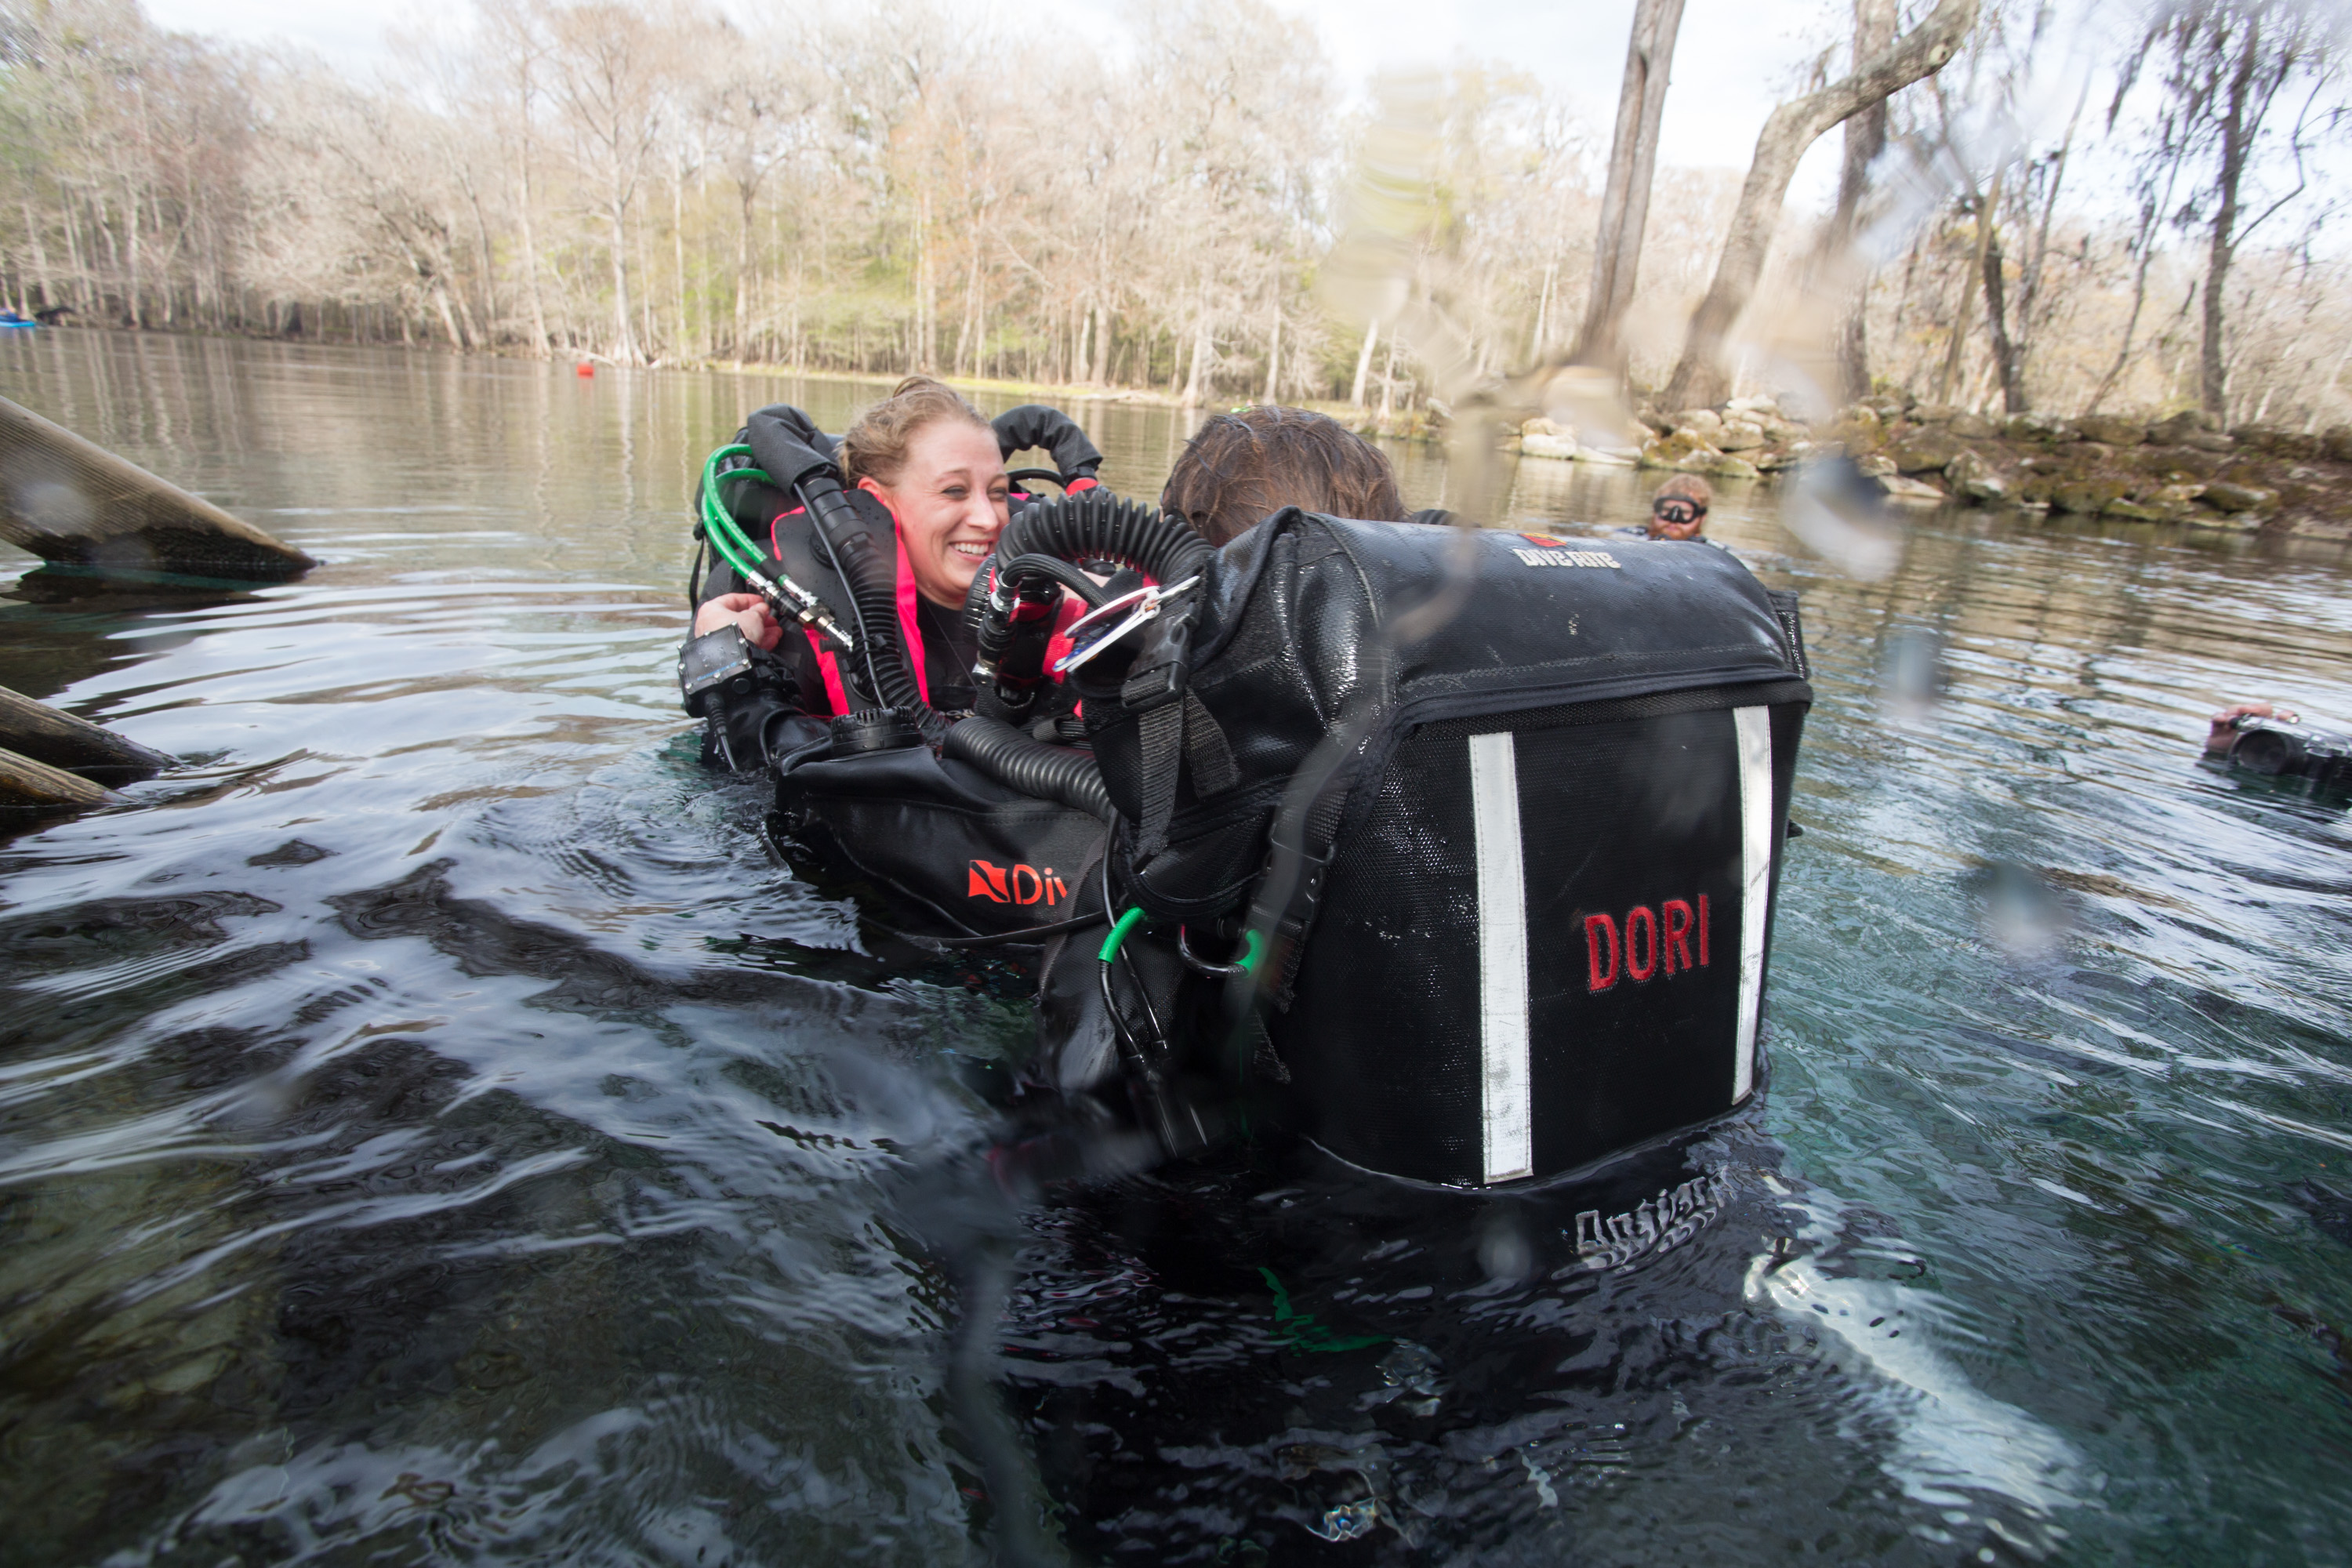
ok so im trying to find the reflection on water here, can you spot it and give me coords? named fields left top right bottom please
left=3, top=332, right=2350, bottom=1565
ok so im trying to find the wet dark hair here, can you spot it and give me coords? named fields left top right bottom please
left=1161, top=406, right=1406, bottom=547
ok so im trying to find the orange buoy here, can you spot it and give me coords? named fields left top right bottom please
left=575, top=359, right=595, bottom=379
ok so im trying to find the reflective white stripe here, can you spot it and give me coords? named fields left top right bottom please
left=1733, top=706, right=1775, bottom=1102
left=1468, top=731, right=1533, bottom=1183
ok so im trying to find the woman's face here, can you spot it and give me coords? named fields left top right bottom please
left=861, top=419, right=1009, bottom=606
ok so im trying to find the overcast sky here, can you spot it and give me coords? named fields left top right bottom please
left=143, top=0, right=1891, bottom=205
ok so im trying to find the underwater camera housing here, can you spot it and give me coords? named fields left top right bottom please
left=2227, top=715, right=2352, bottom=788
left=677, top=625, right=755, bottom=717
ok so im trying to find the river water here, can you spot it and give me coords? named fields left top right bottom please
left=2, top=331, right=2349, bottom=1566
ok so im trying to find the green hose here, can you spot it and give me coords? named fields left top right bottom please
left=695, top=443, right=854, bottom=652
left=1099, top=906, right=1147, bottom=964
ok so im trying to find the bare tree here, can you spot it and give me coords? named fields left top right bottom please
left=1573, top=0, right=1686, bottom=371
left=1830, top=0, right=1896, bottom=400
left=540, top=0, right=681, bottom=364
left=2114, top=0, right=2342, bottom=420
left=1663, top=0, right=1980, bottom=410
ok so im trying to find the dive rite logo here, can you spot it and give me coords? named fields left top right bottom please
left=967, top=860, right=1071, bottom=906
left=1512, top=535, right=1621, bottom=570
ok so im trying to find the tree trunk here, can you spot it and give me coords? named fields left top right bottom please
left=1938, top=169, right=1999, bottom=404
left=432, top=279, right=466, bottom=349
left=1573, top=0, right=1687, bottom=368
left=1180, top=296, right=1212, bottom=408
left=1979, top=174, right=2026, bottom=413
left=20, top=201, right=51, bottom=310
left=1529, top=252, right=1557, bottom=360
left=1089, top=303, right=1109, bottom=386
left=517, top=145, right=551, bottom=358
left=735, top=186, right=755, bottom=359
left=1263, top=301, right=1282, bottom=402
left=1831, top=0, right=1898, bottom=401
left=1349, top=318, right=1378, bottom=407
left=2202, top=16, right=2259, bottom=421
left=608, top=202, right=639, bottom=365
left=673, top=172, right=689, bottom=358
left=1663, top=0, right=1979, bottom=410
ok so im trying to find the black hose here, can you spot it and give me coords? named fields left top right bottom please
left=944, top=714, right=1116, bottom=821
left=799, top=475, right=938, bottom=731
left=997, top=554, right=1112, bottom=610
left=962, top=489, right=1212, bottom=636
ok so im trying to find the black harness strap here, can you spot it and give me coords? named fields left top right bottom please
left=1181, top=693, right=1240, bottom=797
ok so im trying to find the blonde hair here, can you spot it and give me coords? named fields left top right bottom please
left=837, top=375, right=993, bottom=487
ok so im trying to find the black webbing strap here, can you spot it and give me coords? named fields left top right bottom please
left=1128, top=692, right=1241, bottom=858
left=1250, top=777, right=1352, bottom=1011
left=1181, top=693, right=1239, bottom=795
left=1131, top=699, right=1186, bottom=858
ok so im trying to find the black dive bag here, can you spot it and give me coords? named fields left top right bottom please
left=1057, top=512, right=1811, bottom=1188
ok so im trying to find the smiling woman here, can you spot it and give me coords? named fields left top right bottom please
left=684, top=377, right=1039, bottom=768
left=837, top=376, right=1010, bottom=607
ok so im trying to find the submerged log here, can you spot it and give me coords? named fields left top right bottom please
left=0, top=394, right=315, bottom=583
left=0, top=684, right=170, bottom=782
left=0, top=744, right=120, bottom=808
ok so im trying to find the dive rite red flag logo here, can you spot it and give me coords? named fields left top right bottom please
left=967, top=861, right=1070, bottom=906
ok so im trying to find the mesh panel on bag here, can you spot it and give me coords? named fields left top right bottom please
left=1275, top=695, right=1793, bottom=1186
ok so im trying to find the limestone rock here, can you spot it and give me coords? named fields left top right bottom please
left=2202, top=482, right=2275, bottom=513
left=1879, top=474, right=1947, bottom=505
left=1759, top=416, right=1807, bottom=444
left=1856, top=453, right=1897, bottom=478
left=1910, top=402, right=1961, bottom=425
left=1640, top=430, right=1723, bottom=470
left=1521, top=416, right=1568, bottom=437
left=2231, top=424, right=2320, bottom=460
left=1671, top=408, right=1725, bottom=444
left=2077, top=415, right=2147, bottom=446
left=1521, top=432, right=1577, bottom=461
left=1726, top=394, right=1780, bottom=416
left=2102, top=498, right=2166, bottom=521
left=2052, top=479, right=2129, bottom=514
left=2185, top=509, right=2261, bottom=533
left=2006, top=412, right=2078, bottom=443
left=1961, top=474, right=2009, bottom=504
left=2322, top=425, right=2352, bottom=463
left=1708, top=455, right=1762, bottom=481
left=1889, top=430, right=1964, bottom=473
left=1718, top=419, right=1766, bottom=452
left=1948, top=412, right=1998, bottom=440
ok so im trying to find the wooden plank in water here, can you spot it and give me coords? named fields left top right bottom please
left=0, top=394, right=316, bottom=582
left=0, top=744, right=120, bottom=808
left=0, top=684, right=170, bottom=781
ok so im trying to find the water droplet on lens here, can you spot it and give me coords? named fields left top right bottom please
left=1478, top=1214, right=1534, bottom=1283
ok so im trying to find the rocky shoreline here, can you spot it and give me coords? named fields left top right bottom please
left=1515, top=395, right=2352, bottom=542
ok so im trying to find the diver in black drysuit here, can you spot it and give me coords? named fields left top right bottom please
left=681, top=401, right=1105, bottom=772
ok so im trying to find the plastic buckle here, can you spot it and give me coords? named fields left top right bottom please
left=1054, top=575, right=1200, bottom=676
